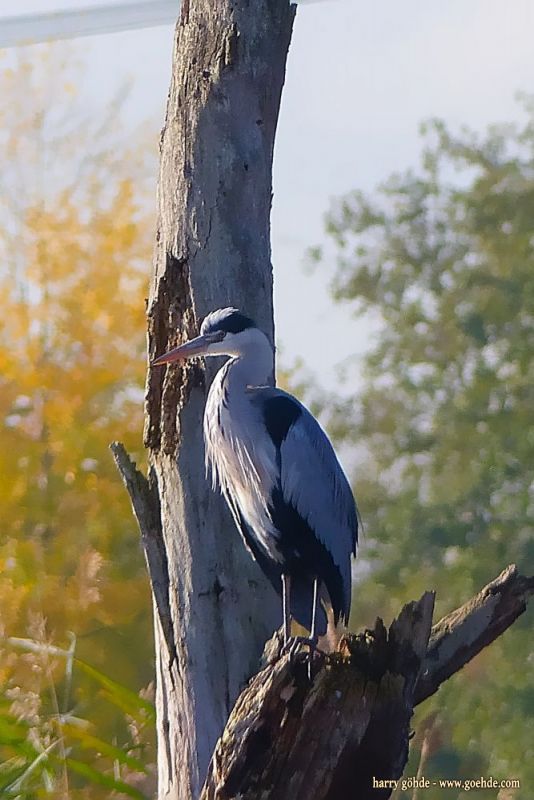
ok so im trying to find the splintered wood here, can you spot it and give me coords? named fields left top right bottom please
left=201, top=593, right=435, bottom=800
left=200, top=566, right=533, bottom=800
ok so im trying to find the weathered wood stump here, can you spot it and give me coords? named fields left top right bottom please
left=199, top=566, right=533, bottom=800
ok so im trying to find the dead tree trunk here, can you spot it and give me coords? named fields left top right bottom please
left=113, top=2, right=295, bottom=799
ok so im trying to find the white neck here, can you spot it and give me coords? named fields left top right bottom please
left=223, top=336, right=273, bottom=390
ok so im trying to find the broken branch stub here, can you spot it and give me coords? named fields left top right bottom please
left=200, top=565, right=533, bottom=800
left=201, top=593, right=435, bottom=800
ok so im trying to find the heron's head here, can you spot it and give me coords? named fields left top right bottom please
left=152, top=307, right=270, bottom=366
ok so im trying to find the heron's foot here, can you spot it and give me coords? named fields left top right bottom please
left=281, top=635, right=324, bottom=682
left=281, top=634, right=319, bottom=661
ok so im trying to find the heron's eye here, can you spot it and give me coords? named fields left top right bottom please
left=206, top=330, right=225, bottom=343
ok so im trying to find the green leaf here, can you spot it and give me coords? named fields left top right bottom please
left=59, top=722, right=147, bottom=773
left=75, top=659, right=155, bottom=723
left=0, top=739, right=61, bottom=794
left=0, top=758, right=30, bottom=794
left=0, top=715, right=29, bottom=745
left=65, top=758, right=148, bottom=799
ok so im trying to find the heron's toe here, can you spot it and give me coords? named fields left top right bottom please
left=281, top=635, right=319, bottom=661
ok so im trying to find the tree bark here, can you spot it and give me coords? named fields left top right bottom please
left=199, top=565, right=533, bottom=800
left=114, top=2, right=296, bottom=799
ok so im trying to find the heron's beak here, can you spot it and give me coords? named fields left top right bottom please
left=152, top=334, right=210, bottom=366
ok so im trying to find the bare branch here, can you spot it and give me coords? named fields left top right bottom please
left=110, top=441, right=177, bottom=667
left=415, top=563, right=534, bottom=705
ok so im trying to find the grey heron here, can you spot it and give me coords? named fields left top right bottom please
left=153, top=307, right=358, bottom=649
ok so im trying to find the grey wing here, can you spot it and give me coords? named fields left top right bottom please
left=257, top=389, right=358, bottom=618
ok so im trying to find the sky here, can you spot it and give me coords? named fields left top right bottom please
left=1, top=0, right=534, bottom=390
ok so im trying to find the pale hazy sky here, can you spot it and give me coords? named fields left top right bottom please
left=1, top=0, right=533, bottom=389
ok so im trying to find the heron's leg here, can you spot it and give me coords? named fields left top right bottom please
left=302, top=576, right=319, bottom=679
left=282, top=573, right=291, bottom=645
left=310, top=576, right=319, bottom=645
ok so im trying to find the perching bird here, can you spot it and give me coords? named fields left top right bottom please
left=153, top=307, right=358, bottom=646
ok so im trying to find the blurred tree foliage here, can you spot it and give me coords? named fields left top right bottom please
left=309, top=105, right=534, bottom=799
left=0, top=48, right=155, bottom=797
